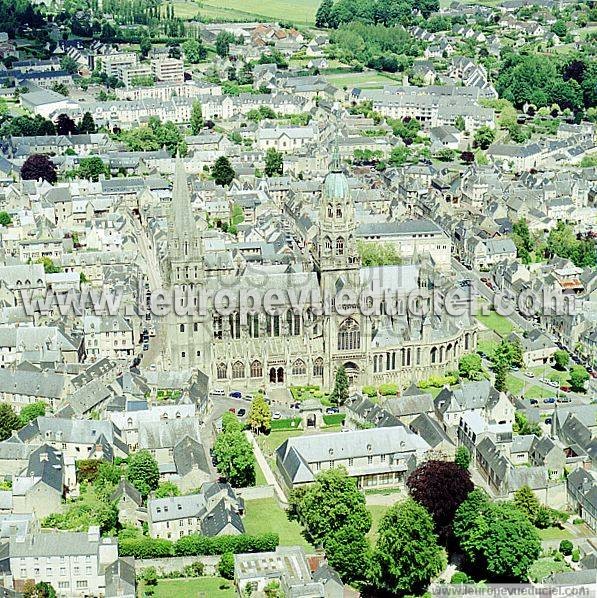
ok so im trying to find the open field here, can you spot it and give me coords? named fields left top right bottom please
left=243, top=498, right=315, bottom=551
left=476, top=309, right=519, bottom=337
left=506, top=375, right=553, bottom=399
left=257, top=429, right=303, bottom=456
left=148, top=577, right=236, bottom=598
left=323, top=70, right=400, bottom=89
left=536, top=526, right=574, bottom=541
left=168, top=1, right=201, bottom=20
left=199, top=0, right=319, bottom=25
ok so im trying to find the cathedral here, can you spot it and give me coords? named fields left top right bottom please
left=163, top=154, right=478, bottom=391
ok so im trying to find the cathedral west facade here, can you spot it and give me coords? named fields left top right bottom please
left=162, top=155, right=478, bottom=392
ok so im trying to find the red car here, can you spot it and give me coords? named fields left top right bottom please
left=228, top=407, right=236, bottom=414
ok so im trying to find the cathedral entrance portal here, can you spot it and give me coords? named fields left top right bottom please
left=269, top=367, right=285, bottom=384
left=343, top=361, right=360, bottom=385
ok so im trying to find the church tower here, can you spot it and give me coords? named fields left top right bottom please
left=166, top=156, right=204, bottom=287
left=315, top=146, right=360, bottom=289
left=165, top=157, right=210, bottom=371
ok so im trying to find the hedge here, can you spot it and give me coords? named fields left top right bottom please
left=323, top=414, right=344, bottom=426
left=119, top=533, right=279, bottom=559
left=270, top=417, right=301, bottom=430
left=174, top=533, right=279, bottom=557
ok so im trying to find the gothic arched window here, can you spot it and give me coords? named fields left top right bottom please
left=232, top=361, right=245, bottom=379
left=292, top=359, right=306, bottom=375
left=216, top=362, right=227, bottom=379
left=250, top=360, right=262, bottom=378
left=338, top=318, right=361, bottom=351
left=327, top=204, right=333, bottom=218
left=313, top=357, right=324, bottom=377
left=336, top=237, right=345, bottom=255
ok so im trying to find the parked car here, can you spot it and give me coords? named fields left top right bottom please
left=211, top=388, right=225, bottom=396
left=229, top=391, right=242, bottom=399
left=244, top=394, right=254, bottom=401
left=529, top=399, right=539, bottom=405
left=325, top=407, right=340, bottom=414
left=290, top=402, right=300, bottom=410
left=341, top=427, right=350, bottom=433
left=237, top=408, right=246, bottom=417
left=543, top=397, right=556, bottom=404
left=272, top=412, right=282, bottom=420
left=557, top=397, right=571, bottom=403
left=560, top=385, right=571, bottom=392
left=228, top=407, right=236, bottom=414
left=526, top=372, right=535, bottom=378
left=142, top=343, right=149, bottom=351
left=544, top=417, right=552, bottom=425
left=149, top=364, right=157, bottom=372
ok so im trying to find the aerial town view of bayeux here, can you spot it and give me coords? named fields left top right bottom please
left=0, top=0, right=596, bottom=595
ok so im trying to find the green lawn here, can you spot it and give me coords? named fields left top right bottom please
left=151, top=577, right=235, bottom=598
left=323, top=71, right=399, bottom=89
left=506, top=375, right=552, bottom=399
left=530, top=366, right=571, bottom=386
left=477, top=339, right=499, bottom=358
left=475, top=310, right=518, bottom=337
left=528, top=557, right=571, bottom=583
left=367, top=504, right=390, bottom=543
left=257, top=429, right=304, bottom=456
left=243, top=498, right=315, bottom=551
left=200, top=0, right=319, bottom=24
left=536, top=526, right=574, bottom=541
left=254, top=459, right=267, bottom=486
left=168, top=1, right=200, bottom=19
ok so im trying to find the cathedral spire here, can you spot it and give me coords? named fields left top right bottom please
left=171, top=154, right=194, bottom=237
left=330, top=137, right=341, bottom=173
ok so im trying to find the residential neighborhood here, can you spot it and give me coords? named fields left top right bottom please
left=0, top=0, right=595, bottom=596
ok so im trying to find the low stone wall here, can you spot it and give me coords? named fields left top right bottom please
left=234, top=485, right=275, bottom=500
left=136, top=555, right=220, bottom=576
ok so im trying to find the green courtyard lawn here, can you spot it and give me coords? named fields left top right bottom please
left=475, top=309, right=518, bottom=337
left=528, top=557, right=571, bottom=583
left=257, top=429, right=303, bottom=456
left=536, top=526, right=574, bottom=541
left=367, top=504, right=390, bottom=543
left=243, top=498, right=315, bottom=551
left=145, top=576, right=236, bottom=598
left=506, top=375, right=552, bottom=399
left=254, top=460, right=268, bottom=486
left=477, top=339, right=499, bottom=358
left=530, top=366, right=571, bottom=386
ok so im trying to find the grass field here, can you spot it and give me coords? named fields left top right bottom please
left=254, top=459, right=268, bottom=486
left=506, top=375, right=552, bottom=399
left=257, top=429, right=303, bottom=456
left=528, top=557, right=570, bottom=583
left=168, top=1, right=201, bottom=19
left=536, top=526, right=574, bottom=541
left=476, top=309, right=518, bottom=337
left=150, top=577, right=235, bottom=597
left=199, top=0, right=319, bottom=25
left=243, top=498, right=315, bottom=551
left=323, top=71, right=399, bottom=89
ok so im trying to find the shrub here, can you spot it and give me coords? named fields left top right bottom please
left=571, top=548, right=580, bottom=562
left=119, top=538, right=174, bottom=559
left=362, top=385, right=377, bottom=398
left=573, top=518, right=584, bottom=525
left=218, top=552, right=234, bottom=580
left=182, top=562, right=204, bottom=577
left=270, top=417, right=301, bottom=430
left=173, top=532, right=279, bottom=557
left=450, top=572, right=470, bottom=584
left=323, top=414, right=345, bottom=426
left=378, top=383, right=399, bottom=396
left=559, top=540, right=573, bottom=556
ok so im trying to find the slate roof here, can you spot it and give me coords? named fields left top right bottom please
left=200, top=497, right=245, bottom=536
left=173, top=436, right=210, bottom=477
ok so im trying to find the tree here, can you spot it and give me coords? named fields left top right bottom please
left=553, top=350, right=570, bottom=370
left=493, top=358, right=508, bottom=392
left=514, top=411, right=542, bottom=437
left=473, top=125, right=495, bottom=150
left=60, top=55, right=78, bottom=74
left=459, top=353, right=483, bottom=380
left=36, top=257, right=61, bottom=274
left=0, top=402, right=22, bottom=441
left=316, top=0, right=334, bottom=27
left=218, top=552, right=235, bottom=579
left=455, top=446, right=471, bottom=470
left=569, top=365, right=589, bottom=392
left=513, top=485, right=541, bottom=523
left=127, top=450, right=160, bottom=498
left=213, top=428, right=255, bottom=487
left=454, top=491, right=541, bottom=581
left=559, top=539, right=573, bottom=556
left=56, top=113, right=77, bottom=135
left=264, top=148, right=283, bottom=177
left=215, top=31, right=235, bottom=58
left=155, top=481, right=180, bottom=498
left=21, top=154, right=57, bottom=183
left=454, top=115, right=466, bottom=132
left=140, top=36, right=152, bottom=59
left=323, top=524, right=371, bottom=584
left=406, top=460, right=473, bottom=541
left=0, top=211, right=12, bottom=226
left=288, top=467, right=371, bottom=546
left=211, top=156, right=235, bottom=187
left=77, top=156, right=109, bottom=181
left=19, top=401, right=46, bottom=426
left=143, top=566, right=158, bottom=587
left=190, top=102, right=203, bottom=135
left=52, top=83, right=69, bottom=97
left=182, top=38, right=206, bottom=63
left=330, top=365, right=349, bottom=406
left=551, top=19, right=567, bottom=39
left=78, top=111, right=96, bottom=134
left=371, top=499, right=445, bottom=596
left=247, top=394, right=271, bottom=435
left=389, top=145, right=410, bottom=166
left=24, top=582, right=56, bottom=598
